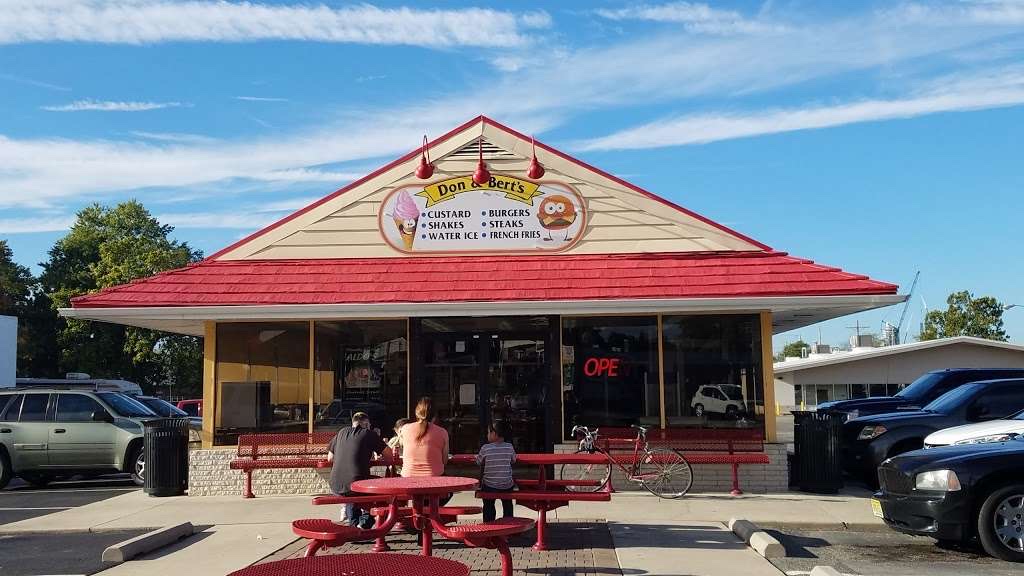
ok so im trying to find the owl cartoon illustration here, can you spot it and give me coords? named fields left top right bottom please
left=536, top=195, right=578, bottom=241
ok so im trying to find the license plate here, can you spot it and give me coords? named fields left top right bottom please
left=871, top=498, right=883, bottom=518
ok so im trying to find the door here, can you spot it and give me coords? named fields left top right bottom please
left=10, top=393, right=51, bottom=470
left=418, top=317, right=552, bottom=454
left=48, top=393, right=117, bottom=468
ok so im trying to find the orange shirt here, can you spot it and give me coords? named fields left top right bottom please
left=399, top=422, right=448, bottom=477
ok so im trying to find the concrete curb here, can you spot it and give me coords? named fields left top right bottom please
left=101, top=522, right=195, bottom=563
left=810, top=566, right=843, bottom=576
left=727, top=518, right=785, bottom=558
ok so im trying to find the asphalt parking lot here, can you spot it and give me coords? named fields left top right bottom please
left=0, top=475, right=142, bottom=575
left=766, top=526, right=1021, bottom=576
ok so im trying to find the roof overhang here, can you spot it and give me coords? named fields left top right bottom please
left=61, top=293, right=906, bottom=337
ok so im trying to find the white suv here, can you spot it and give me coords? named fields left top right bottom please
left=691, top=384, right=745, bottom=418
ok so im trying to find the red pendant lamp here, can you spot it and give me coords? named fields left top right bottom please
left=526, top=136, right=545, bottom=179
left=415, top=135, right=434, bottom=179
left=472, top=138, right=491, bottom=185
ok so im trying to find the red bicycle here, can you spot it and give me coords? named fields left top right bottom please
left=560, top=424, right=693, bottom=498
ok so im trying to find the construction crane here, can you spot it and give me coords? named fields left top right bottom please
left=883, top=271, right=920, bottom=345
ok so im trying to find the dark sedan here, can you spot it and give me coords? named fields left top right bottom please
left=843, top=378, right=1024, bottom=485
left=874, top=436, right=1024, bottom=562
left=819, top=368, right=1024, bottom=421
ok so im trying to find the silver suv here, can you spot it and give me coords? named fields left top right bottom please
left=0, top=389, right=157, bottom=488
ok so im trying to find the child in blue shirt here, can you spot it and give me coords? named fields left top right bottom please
left=476, top=420, right=516, bottom=521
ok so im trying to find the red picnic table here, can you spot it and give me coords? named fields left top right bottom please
left=347, top=476, right=534, bottom=576
left=227, top=553, right=469, bottom=576
left=450, top=452, right=612, bottom=551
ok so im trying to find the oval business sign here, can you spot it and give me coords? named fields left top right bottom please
left=378, top=174, right=587, bottom=254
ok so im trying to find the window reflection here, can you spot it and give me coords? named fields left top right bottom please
left=314, top=321, right=407, bottom=438
left=662, top=315, right=764, bottom=431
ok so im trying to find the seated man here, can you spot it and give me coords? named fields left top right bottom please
left=327, top=411, right=393, bottom=528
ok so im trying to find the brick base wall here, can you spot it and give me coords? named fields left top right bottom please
left=188, top=443, right=789, bottom=496
left=188, top=448, right=331, bottom=497
left=554, top=442, right=788, bottom=494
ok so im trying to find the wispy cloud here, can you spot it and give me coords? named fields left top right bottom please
left=594, top=1, right=784, bottom=34
left=0, top=72, right=71, bottom=91
left=577, top=67, right=1024, bottom=150
left=129, top=131, right=217, bottom=144
left=234, top=96, right=289, bottom=102
left=41, top=99, right=187, bottom=112
left=156, top=211, right=281, bottom=229
left=0, top=215, right=75, bottom=234
left=3, top=1, right=550, bottom=48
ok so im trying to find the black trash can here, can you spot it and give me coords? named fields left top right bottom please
left=792, top=411, right=844, bottom=494
left=143, top=418, right=190, bottom=497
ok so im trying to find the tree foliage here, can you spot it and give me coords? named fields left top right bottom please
left=920, top=290, right=1007, bottom=342
left=38, top=201, right=203, bottom=395
left=775, top=339, right=810, bottom=361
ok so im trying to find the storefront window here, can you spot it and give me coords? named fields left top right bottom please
left=314, top=321, right=407, bottom=439
left=215, top=322, right=310, bottom=443
left=562, top=317, right=659, bottom=438
left=662, top=315, right=764, bottom=431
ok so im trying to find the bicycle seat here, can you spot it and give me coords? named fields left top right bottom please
left=631, top=424, right=651, bottom=432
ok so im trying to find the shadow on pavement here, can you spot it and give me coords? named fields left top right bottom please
left=611, top=523, right=748, bottom=550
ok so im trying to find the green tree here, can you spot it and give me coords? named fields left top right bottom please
left=920, top=290, right=1007, bottom=342
left=774, top=339, right=810, bottom=362
left=40, top=201, right=203, bottom=393
left=0, top=240, right=60, bottom=376
left=0, top=240, right=33, bottom=315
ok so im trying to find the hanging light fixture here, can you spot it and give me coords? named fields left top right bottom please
left=414, top=135, right=434, bottom=179
left=472, top=138, right=491, bottom=185
left=526, top=136, right=545, bottom=179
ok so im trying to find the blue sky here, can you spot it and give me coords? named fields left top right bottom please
left=1, top=0, right=1022, bottom=350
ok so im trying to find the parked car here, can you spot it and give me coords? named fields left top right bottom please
left=924, top=409, right=1024, bottom=448
left=843, top=378, right=1024, bottom=486
left=873, top=436, right=1024, bottom=562
left=0, top=389, right=159, bottom=489
left=176, top=399, right=202, bottom=418
left=691, top=384, right=745, bottom=418
left=818, top=368, right=1024, bottom=421
left=134, top=395, right=202, bottom=442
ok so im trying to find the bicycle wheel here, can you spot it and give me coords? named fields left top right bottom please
left=559, top=450, right=611, bottom=493
left=638, top=448, right=693, bottom=499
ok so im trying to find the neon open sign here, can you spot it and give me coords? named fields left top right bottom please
left=583, top=357, right=621, bottom=377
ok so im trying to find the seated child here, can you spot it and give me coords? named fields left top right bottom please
left=475, top=420, right=516, bottom=521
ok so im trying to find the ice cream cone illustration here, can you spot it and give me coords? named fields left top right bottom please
left=392, top=189, right=421, bottom=250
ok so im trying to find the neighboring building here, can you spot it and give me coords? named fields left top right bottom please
left=62, top=116, right=901, bottom=494
left=774, top=336, right=1024, bottom=410
left=0, top=316, right=14, bottom=388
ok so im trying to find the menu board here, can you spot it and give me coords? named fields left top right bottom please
left=379, top=174, right=586, bottom=253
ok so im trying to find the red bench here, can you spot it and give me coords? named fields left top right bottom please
left=436, top=517, right=535, bottom=576
left=295, top=495, right=400, bottom=557
left=230, top=432, right=335, bottom=498
left=476, top=489, right=610, bottom=551
left=599, top=428, right=771, bottom=495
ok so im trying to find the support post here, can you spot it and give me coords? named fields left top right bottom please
left=201, top=321, right=216, bottom=448
left=308, top=320, right=315, bottom=435
left=657, top=314, right=667, bottom=432
left=760, top=311, right=777, bottom=443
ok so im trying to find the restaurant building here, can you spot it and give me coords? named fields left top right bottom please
left=64, top=116, right=902, bottom=494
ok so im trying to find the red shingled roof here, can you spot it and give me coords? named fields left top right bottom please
left=70, top=251, right=897, bottom=308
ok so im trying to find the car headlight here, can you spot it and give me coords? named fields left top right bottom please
left=953, top=433, right=1019, bottom=446
left=843, top=410, right=859, bottom=422
left=915, top=469, right=962, bottom=491
left=857, top=425, right=887, bottom=440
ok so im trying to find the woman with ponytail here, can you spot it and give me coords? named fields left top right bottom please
left=399, top=397, right=449, bottom=478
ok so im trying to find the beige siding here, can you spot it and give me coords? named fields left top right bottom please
left=217, top=119, right=762, bottom=261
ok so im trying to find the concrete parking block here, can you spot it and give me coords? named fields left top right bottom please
left=728, top=517, right=786, bottom=558
left=811, top=566, right=844, bottom=576
left=101, top=522, right=194, bottom=563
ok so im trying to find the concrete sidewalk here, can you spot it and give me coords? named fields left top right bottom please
left=0, top=489, right=879, bottom=575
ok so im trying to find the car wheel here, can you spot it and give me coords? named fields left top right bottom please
left=0, top=452, right=11, bottom=489
left=694, top=404, right=705, bottom=417
left=978, top=483, right=1024, bottom=562
left=20, top=472, right=52, bottom=488
left=130, top=446, right=145, bottom=486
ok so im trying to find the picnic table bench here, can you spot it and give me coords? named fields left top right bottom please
left=230, top=432, right=335, bottom=498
